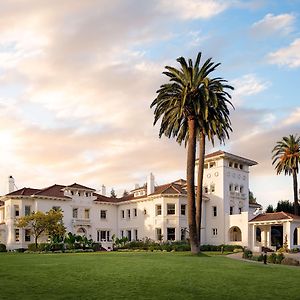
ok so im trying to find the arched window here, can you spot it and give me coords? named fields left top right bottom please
left=294, top=228, right=298, bottom=245
left=77, top=227, right=86, bottom=236
left=256, top=227, right=261, bottom=243
left=229, top=226, right=242, bottom=242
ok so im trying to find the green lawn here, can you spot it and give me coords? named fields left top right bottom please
left=0, top=252, right=299, bottom=300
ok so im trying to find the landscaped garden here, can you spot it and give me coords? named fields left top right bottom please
left=0, top=252, right=299, bottom=300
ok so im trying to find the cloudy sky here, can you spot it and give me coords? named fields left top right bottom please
left=0, top=0, right=299, bottom=208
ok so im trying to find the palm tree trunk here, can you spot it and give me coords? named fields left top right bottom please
left=196, top=132, right=205, bottom=246
left=292, top=169, right=299, bottom=215
left=187, top=117, right=199, bottom=254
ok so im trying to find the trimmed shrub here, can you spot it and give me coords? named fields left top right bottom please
left=276, top=253, right=285, bottom=264
left=92, top=243, right=102, bottom=252
left=267, top=253, right=277, bottom=264
left=291, top=247, right=300, bottom=253
left=28, top=243, right=38, bottom=252
left=281, top=257, right=299, bottom=266
left=0, top=243, right=6, bottom=252
left=15, top=248, right=27, bottom=253
left=38, top=243, right=50, bottom=252
left=243, top=249, right=252, bottom=259
left=49, top=243, right=64, bottom=252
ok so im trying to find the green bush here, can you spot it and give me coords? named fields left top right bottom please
left=38, top=243, right=50, bottom=252
left=92, top=243, right=102, bottom=252
left=267, top=253, right=277, bottom=264
left=276, top=253, right=285, bottom=264
left=281, top=257, right=299, bottom=266
left=49, top=243, right=64, bottom=252
left=28, top=243, right=38, bottom=252
left=0, top=244, right=6, bottom=252
left=291, top=247, right=300, bottom=253
left=242, top=249, right=252, bottom=259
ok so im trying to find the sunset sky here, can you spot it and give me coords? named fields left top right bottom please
left=0, top=0, right=300, bottom=208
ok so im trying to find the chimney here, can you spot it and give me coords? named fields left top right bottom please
left=147, top=173, right=155, bottom=195
left=135, top=183, right=139, bottom=189
left=101, top=184, right=106, bottom=196
left=8, top=176, right=15, bottom=193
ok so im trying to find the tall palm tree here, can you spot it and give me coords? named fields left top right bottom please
left=195, top=78, right=234, bottom=243
left=272, top=135, right=300, bottom=215
left=150, top=52, right=224, bottom=254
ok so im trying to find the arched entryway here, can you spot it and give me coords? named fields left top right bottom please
left=229, top=226, right=242, bottom=242
left=77, top=227, right=87, bottom=237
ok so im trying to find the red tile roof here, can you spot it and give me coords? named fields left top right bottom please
left=204, top=150, right=257, bottom=166
left=66, top=183, right=96, bottom=191
left=7, top=188, right=41, bottom=196
left=249, top=211, right=300, bottom=222
left=34, top=184, right=71, bottom=199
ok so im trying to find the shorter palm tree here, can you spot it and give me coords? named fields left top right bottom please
left=272, top=135, right=300, bottom=215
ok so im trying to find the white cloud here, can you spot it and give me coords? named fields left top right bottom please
left=283, top=107, right=300, bottom=126
left=251, top=13, right=295, bottom=36
left=268, top=38, right=300, bottom=68
left=231, top=74, right=271, bottom=105
left=158, top=0, right=231, bottom=19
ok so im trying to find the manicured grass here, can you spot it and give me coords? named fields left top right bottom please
left=0, top=252, right=299, bottom=299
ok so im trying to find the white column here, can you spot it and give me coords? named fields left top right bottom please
left=266, top=227, right=271, bottom=248
left=251, top=224, right=256, bottom=250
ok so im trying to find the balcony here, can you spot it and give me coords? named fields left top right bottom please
left=72, top=218, right=91, bottom=226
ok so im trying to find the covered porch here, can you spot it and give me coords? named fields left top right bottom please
left=249, top=212, right=300, bottom=252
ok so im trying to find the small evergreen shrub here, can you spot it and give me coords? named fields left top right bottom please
left=267, top=253, right=277, bottom=264
left=242, top=249, right=252, bottom=259
left=49, top=243, right=64, bottom=252
left=92, top=243, right=102, bottom=252
left=276, top=253, right=285, bottom=264
left=38, top=243, right=50, bottom=252
left=28, top=243, right=38, bottom=252
left=0, top=243, right=6, bottom=252
left=291, top=248, right=300, bottom=253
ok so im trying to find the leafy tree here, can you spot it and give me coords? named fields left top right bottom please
left=110, top=188, right=117, bottom=198
left=16, top=209, right=66, bottom=248
left=249, top=190, right=257, bottom=204
left=272, top=134, right=300, bottom=215
left=265, top=205, right=274, bottom=213
left=276, top=200, right=294, bottom=214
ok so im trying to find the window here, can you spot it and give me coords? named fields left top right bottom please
left=127, top=209, right=131, bottom=219
left=134, top=208, right=137, bottom=217
left=156, top=204, right=162, bottom=216
left=71, top=191, right=74, bottom=195
left=229, top=161, right=233, bottom=167
left=239, top=164, right=243, bottom=170
left=100, top=210, right=107, bottom=219
left=212, top=228, right=218, bottom=236
left=230, top=206, right=233, bottom=215
left=239, top=208, right=242, bottom=214
left=240, top=186, right=244, bottom=193
left=229, top=184, right=233, bottom=192
left=52, top=206, right=60, bottom=211
left=97, top=230, right=110, bottom=242
left=121, top=210, right=125, bottom=219
left=212, top=206, right=217, bottom=217
left=167, top=228, right=175, bottom=241
left=25, top=229, right=31, bottom=242
left=181, top=204, right=186, bottom=215
left=156, top=228, right=162, bottom=241
left=127, top=230, right=132, bottom=241
left=84, top=209, right=90, bottom=219
left=167, top=204, right=175, bottom=215
left=210, top=184, right=215, bottom=193
left=134, top=229, right=138, bottom=241
left=235, top=185, right=239, bottom=192
left=15, top=229, right=20, bottom=242
left=78, top=192, right=81, bottom=196
left=234, top=163, right=238, bottom=168
left=204, top=186, right=209, bottom=193
left=25, top=206, right=31, bottom=216
left=14, top=205, right=19, bottom=217
left=209, top=162, right=216, bottom=168
left=85, top=192, right=89, bottom=197
left=73, top=208, right=78, bottom=218
left=121, top=230, right=124, bottom=238
left=181, top=228, right=186, bottom=241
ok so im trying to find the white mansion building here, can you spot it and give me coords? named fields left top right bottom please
left=0, top=151, right=300, bottom=251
